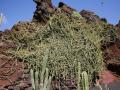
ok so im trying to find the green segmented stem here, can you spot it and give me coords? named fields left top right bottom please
left=81, top=71, right=89, bottom=90
left=40, top=49, right=49, bottom=89
left=77, top=62, right=81, bottom=90
left=43, top=68, right=49, bottom=90
left=30, top=49, right=52, bottom=90
left=47, top=76, right=52, bottom=90
left=35, top=71, right=39, bottom=90
left=30, top=69, right=35, bottom=90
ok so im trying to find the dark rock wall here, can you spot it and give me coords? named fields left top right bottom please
left=32, top=0, right=54, bottom=24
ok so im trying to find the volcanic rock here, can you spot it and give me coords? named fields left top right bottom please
left=33, top=0, right=54, bottom=24
left=103, top=29, right=120, bottom=76
left=116, top=20, right=120, bottom=28
left=80, top=10, right=100, bottom=24
left=58, top=2, right=76, bottom=14
left=11, top=21, right=38, bottom=34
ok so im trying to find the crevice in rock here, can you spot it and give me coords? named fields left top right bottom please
left=107, top=63, right=120, bottom=75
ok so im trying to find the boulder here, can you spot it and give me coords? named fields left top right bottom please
left=58, top=2, right=76, bottom=14
left=80, top=10, right=100, bottom=23
left=32, top=0, right=54, bottom=24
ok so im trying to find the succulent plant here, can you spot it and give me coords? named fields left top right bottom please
left=30, top=49, right=52, bottom=90
left=81, top=71, right=89, bottom=90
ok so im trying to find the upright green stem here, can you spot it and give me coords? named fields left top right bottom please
left=35, top=71, right=39, bottom=90
left=81, top=71, right=89, bottom=90
left=40, top=49, right=49, bottom=89
left=77, top=62, right=81, bottom=90
left=30, top=69, right=35, bottom=90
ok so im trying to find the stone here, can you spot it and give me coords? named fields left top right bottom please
left=80, top=10, right=100, bottom=23
left=116, top=20, right=120, bottom=28
left=58, top=2, right=76, bottom=14
left=32, top=0, right=54, bottom=24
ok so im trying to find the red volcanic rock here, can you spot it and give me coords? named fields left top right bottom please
left=92, top=71, right=120, bottom=90
left=99, top=71, right=118, bottom=84
left=0, top=58, right=23, bottom=89
left=58, top=2, right=76, bottom=14
left=33, top=0, right=54, bottom=24
left=80, top=10, right=100, bottom=23
left=103, top=35, right=120, bottom=77
left=103, top=40, right=120, bottom=75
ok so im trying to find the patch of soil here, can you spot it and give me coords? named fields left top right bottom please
left=99, top=71, right=119, bottom=84
left=92, top=71, right=120, bottom=90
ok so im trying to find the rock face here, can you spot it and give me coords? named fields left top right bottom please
left=102, top=21, right=120, bottom=76
left=116, top=20, right=120, bottom=28
left=11, top=21, right=36, bottom=32
left=58, top=2, right=76, bottom=14
left=33, top=0, right=54, bottom=24
left=80, top=10, right=100, bottom=23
